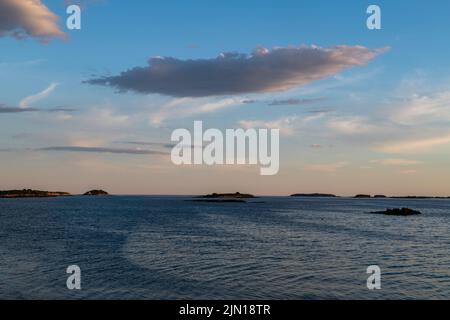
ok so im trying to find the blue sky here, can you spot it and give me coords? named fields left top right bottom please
left=1, top=0, right=450, bottom=195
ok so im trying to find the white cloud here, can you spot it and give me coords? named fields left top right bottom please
left=377, top=134, right=450, bottom=153
left=327, top=116, right=375, bottom=135
left=390, top=92, right=450, bottom=125
left=20, top=82, right=58, bottom=108
left=150, top=97, right=241, bottom=125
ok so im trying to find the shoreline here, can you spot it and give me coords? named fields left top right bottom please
left=2, top=193, right=450, bottom=200
left=1, top=189, right=450, bottom=199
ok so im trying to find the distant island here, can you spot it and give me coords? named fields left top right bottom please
left=291, top=193, right=337, bottom=198
left=0, top=189, right=70, bottom=198
left=2, top=188, right=450, bottom=199
left=202, top=192, right=255, bottom=199
left=185, top=192, right=255, bottom=203
left=83, top=190, right=109, bottom=196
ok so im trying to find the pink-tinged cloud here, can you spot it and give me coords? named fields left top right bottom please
left=0, top=0, right=65, bottom=42
left=86, top=45, right=388, bottom=97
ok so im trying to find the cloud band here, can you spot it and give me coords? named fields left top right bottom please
left=86, top=45, right=387, bottom=97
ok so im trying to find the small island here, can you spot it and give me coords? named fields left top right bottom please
left=371, top=208, right=422, bottom=216
left=202, top=192, right=255, bottom=199
left=291, top=193, right=337, bottom=198
left=188, top=192, right=255, bottom=203
left=83, top=190, right=109, bottom=196
left=0, top=189, right=70, bottom=198
left=354, top=194, right=371, bottom=198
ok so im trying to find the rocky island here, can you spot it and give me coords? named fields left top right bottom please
left=83, top=190, right=109, bottom=196
left=188, top=192, right=255, bottom=203
left=291, top=193, right=337, bottom=198
left=0, top=189, right=71, bottom=198
left=202, top=192, right=255, bottom=199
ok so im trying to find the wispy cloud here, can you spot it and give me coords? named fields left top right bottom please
left=20, top=82, right=58, bottom=108
left=370, top=158, right=422, bottom=166
left=327, top=116, right=376, bottom=135
left=150, top=97, right=241, bottom=125
left=115, top=141, right=175, bottom=149
left=239, top=112, right=326, bottom=136
left=377, top=134, right=450, bottom=154
left=241, top=97, right=325, bottom=106
left=0, top=0, right=65, bottom=42
left=0, top=104, right=39, bottom=113
left=268, top=98, right=325, bottom=106
left=48, top=107, right=78, bottom=113
left=0, top=82, right=70, bottom=117
left=389, top=91, right=450, bottom=125
left=86, top=45, right=386, bottom=97
left=82, top=108, right=129, bottom=127
left=240, top=116, right=299, bottom=136
left=38, top=146, right=170, bottom=155
left=304, top=161, right=348, bottom=173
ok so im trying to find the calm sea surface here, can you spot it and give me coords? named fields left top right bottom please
left=0, top=196, right=449, bottom=299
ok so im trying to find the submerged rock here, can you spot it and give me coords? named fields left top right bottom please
left=371, top=207, right=422, bottom=216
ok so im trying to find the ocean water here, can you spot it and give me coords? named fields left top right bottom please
left=0, top=196, right=449, bottom=300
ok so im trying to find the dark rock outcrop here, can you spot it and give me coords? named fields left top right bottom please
left=371, top=208, right=422, bottom=216
left=355, top=194, right=371, bottom=198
